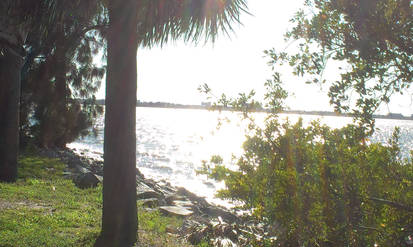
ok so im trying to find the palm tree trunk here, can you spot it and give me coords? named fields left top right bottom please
left=94, top=0, right=138, bottom=246
left=0, top=47, right=23, bottom=182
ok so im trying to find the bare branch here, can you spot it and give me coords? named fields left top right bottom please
left=367, top=197, right=413, bottom=212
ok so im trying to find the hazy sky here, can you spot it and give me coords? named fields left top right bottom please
left=96, top=1, right=413, bottom=114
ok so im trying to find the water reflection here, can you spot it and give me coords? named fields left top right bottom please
left=68, top=107, right=413, bottom=206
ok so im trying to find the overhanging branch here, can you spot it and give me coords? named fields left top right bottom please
left=367, top=197, right=413, bottom=212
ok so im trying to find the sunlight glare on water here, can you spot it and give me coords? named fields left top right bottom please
left=134, top=108, right=246, bottom=205
left=68, top=107, right=413, bottom=206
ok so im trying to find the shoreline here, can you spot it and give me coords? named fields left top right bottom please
left=93, top=99, right=413, bottom=121
left=37, top=147, right=270, bottom=246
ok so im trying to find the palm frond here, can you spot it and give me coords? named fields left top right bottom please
left=136, top=0, right=249, bottom=47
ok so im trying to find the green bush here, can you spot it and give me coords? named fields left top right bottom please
left=200, top=117, right=413, bottom=246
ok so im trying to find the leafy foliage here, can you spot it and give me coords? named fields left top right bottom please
left=198, top=71, right=288, bottom=117
left=200, top=114, right=413, bottom=245
left=199, top=64, right=413, bottom=245
left=18, top=0, right=105, bottom=148
left=265, top=0, right=413, bottom=130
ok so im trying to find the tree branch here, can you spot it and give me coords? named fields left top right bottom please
left=367, top=197, right=413, bottom=212
left=357, top=225, right=382, bottom=232
left=79, top=24, right=108, bottom=36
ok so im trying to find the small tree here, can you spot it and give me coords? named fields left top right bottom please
left=20, top=0, right=105, bottom=148
left=0, top=0, right=105, bottom=181
left=0, top=1, right=48, bottom=182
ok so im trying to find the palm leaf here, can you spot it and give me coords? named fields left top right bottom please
left=136, top=0, right=248, bottom=47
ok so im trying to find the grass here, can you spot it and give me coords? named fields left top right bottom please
left=0, top=153, right=191, bottom=247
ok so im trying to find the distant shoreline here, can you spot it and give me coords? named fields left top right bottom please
left=92, top=99, right=413, bottom=121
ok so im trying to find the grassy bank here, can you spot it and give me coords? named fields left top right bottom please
left=0, top=153, right=191, bottom=247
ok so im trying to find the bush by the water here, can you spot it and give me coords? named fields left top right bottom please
left=200, top=117, right=413, bottom=246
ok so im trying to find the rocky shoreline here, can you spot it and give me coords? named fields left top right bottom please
left=38, top=148, right=274, bottom=246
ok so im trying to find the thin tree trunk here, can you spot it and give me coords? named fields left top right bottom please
left=53, top=37, right=68, bottom=148
left=94, top=0, right=138, bottom=246
left=0, top=47, right=23, bottom=182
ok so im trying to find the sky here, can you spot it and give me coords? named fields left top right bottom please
left=96, top=0, right=413, bottom=114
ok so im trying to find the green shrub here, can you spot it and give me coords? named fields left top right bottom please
left=200, top=117, right=413, bottom=246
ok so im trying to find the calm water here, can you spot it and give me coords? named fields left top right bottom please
left=68, top=107, right=413, bottom=205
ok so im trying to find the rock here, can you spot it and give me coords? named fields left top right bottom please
left=201, top=206, right=238, bottom=223
left=138, top=178, right=175, bottom=198
left=176, top=187, right=208, bottom=207
left=136, top=190, right=163, bottom=200
left=213, top=224, right=238, bottom=243
left=136, top=181, right=152, bottom=191
left=136, top=168, right=145, bottom=179
left=75, top=165, right=90, bottom=174
left=159, top=206, right=193, bottom=217
left=165, top=194, right=186, bottom=205
left=173, top=200, right=194, bottom=208
left=187, top=225, right=212, bottom=245
left=213, top=238, right=236, bottom=247
left=62, top=171, right=74, bottom=178
left=74, top=172, right=101, bottom=189
left=94, top=174, right=103, bottom=182
left=184, top=218, right=240, bottom=246
left=178, top=219, right=201, bottom=236
left=166, top=225, right=178, bottom=234
left=138, top=198, right=159, bottom=208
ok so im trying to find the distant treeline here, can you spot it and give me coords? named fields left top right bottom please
left=89, top=99, right=413, bottom=121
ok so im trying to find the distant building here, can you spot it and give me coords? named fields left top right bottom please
left=387, top=113, right=403, bottom=119
left=201, top=102, right=211, bottom=107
